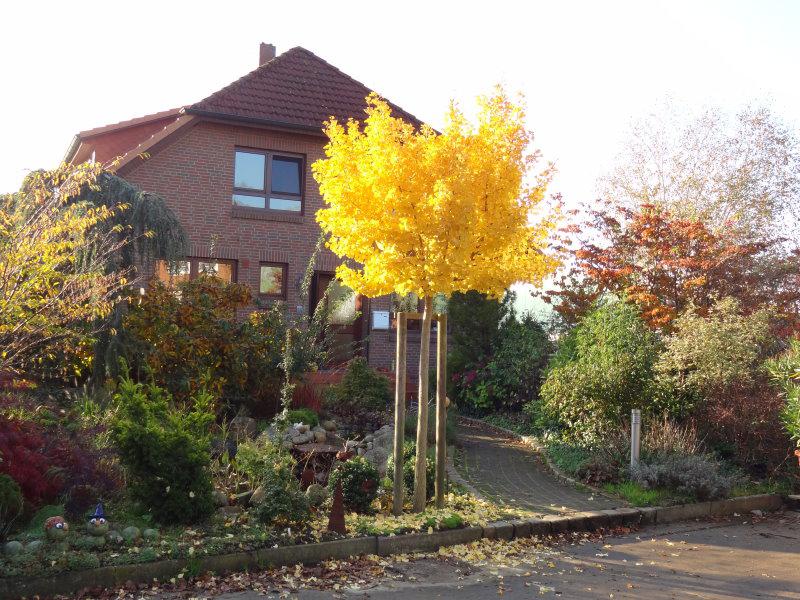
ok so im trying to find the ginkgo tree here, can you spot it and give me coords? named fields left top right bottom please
left=313, top=90, right=558, bottom=512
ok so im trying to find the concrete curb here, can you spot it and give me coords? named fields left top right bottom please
left=457, top=416, right=619, bottom=502
left=1, top=494, right=784, bottom=599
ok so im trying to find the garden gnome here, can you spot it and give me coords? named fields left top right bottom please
left=44, top=516, right=69, bottom=541
left=327, top=482, right=346, bottom=535
left=87, top=503, right=109, bottom=536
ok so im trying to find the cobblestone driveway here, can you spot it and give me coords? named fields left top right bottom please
left=454, top=418, right=621, bottom=515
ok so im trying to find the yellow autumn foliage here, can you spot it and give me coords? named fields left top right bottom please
left=313, top=90, right=559, bottom=299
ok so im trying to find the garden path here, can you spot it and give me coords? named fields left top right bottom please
left=454, top=417, right=622, bottom=515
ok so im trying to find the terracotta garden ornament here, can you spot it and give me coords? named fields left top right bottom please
left=327, top=482, right=346, bottom=535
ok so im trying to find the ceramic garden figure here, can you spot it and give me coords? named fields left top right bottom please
left=87, top=503, right=109, bottom=536
left=44, top=516, right=69, bottom=541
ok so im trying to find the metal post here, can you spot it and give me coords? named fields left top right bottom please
left=630, top=409, right=641, bottom=470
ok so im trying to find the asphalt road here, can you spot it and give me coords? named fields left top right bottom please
left=213, top=511, right=800, bottom=599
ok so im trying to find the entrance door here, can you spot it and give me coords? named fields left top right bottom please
left=310, top=272, right=365, bottom=366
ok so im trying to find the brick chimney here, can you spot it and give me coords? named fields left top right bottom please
left=259, top=43, right=276, bottom=66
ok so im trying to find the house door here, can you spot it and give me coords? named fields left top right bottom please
left=310, top=272, right=365, bottom=366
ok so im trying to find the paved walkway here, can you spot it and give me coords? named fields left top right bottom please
left=454, top=417, right=621, bottom=515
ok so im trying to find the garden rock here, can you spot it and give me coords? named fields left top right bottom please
left=250, top=486, right=266, bottom=505
left=364, top=446, right=390, bottom=475
left=229, top=416, right=257, bottom=440
left=121, top=526, right=141, bottom=543
left=3, top=541, right=22, bottom=556
left=217, top=505, right=242, bottom=517
left=234, top=490, right=253, bottom=506
left=313, top=427, right=327, bottom=443
left=296, top=423, right=310, bottom=434
left=142, top=528, right=159, bottom=541
left=107, top=530, right=124, bottom=545
left=24, top=540, right=43, bottom=553
left=212, top=489, right=228, bottom=507
left=322, top=420, right=337, bottom=431
left=306, top=483, right=329, bottom=507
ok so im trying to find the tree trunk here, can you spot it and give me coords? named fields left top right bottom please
left=391, top=312, right=408, bottom=516
left=434, top=312, right=448, bottom=508
left=412, top=296, right=433, bottom=512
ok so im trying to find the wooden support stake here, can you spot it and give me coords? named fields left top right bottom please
left=434, top=312, right=448, bottom=508
left=392, top=312, right=407, bottom=516
left=412, top=296, right=433, bottom=512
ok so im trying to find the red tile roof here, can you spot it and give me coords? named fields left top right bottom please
left=66, top=47, right=423, bottom=167
left=78, top=107, right=186, bottom=138
left=187, top=47, right=423, bottom=130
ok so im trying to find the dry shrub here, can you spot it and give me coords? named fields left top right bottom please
left=696, top=382, right=791, bottom=474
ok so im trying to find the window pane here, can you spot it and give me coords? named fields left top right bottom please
left=233, top=194, right=266, bottom=208
left=234, top=151, right=265, bottom=190
left=271, top=156, right=301, bottom=194
left=260, top=265, right=285, bottom=296
left=198, top=261, right=234, bottom=283
left=269, top=197, right=302, bottom=212
left=328, top=280, right=356, bottom=325
left=154, top=259, right=189, bottom=287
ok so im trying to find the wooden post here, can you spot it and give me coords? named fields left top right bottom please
left=392, top=312, right=407, bottom=516
left=412, top=296, right=433, bottom=512
left=434, top=312, right=448, bottom=508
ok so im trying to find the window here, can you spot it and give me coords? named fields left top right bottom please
left=233, top=149, right=303, bottom=212
left=154, top=259, right=190, bottom=287
left=154, top=258, right=237, bottom=286
left=259, top=263, right=287, bottom=298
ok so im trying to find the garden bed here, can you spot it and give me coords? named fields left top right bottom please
left=1, top=494, right=786, bottom=599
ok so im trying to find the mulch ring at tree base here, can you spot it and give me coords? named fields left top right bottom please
left=58, top=526, right=639, bottom=599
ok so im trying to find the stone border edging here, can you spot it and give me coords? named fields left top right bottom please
left=457, top=415, right=619, bottom=502
left=1, top=493, right=784, bottom=599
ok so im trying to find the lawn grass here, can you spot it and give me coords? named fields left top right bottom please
left=481, top=412, right=537, bottom=436
left=544, top=443, right=591, bottom=478
left=602, top=481, right=671, bottom=506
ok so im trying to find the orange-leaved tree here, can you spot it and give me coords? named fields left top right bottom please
left=545, top=201, right=800, bottom=333
left=313, top=90, right=559, bottom=512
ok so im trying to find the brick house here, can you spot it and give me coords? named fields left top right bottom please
left=64, top=43, right=437, bottom=391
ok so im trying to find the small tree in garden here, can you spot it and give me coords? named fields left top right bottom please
left=313, top=90, right=558, bottom=512
left=0, top=163, right=131, bottom=379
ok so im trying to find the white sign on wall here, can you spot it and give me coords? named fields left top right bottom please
left=372, top=310, right=390, bottom=330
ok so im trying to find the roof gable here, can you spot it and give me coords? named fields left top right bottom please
left=187, top=47, right=423, bottom=131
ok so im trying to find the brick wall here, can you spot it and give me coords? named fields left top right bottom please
left=123, top=119, right=441, bottom=386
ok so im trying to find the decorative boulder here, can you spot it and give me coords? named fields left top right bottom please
left=142, top=528, right=159, bottom=541
left=373, top=430, right=394, bottom=451
left=212, top=489, right=228, bottom=507
left=121, top=526, right=141, bottom=543
left=321, top=420, right=337, bottom=432
left=229, top=416, right=257, bottom=440
left=107, top=530, right=124, bottom=545
left=24, top=540, right=43, bottom=553
left=3, top=541, right=22, bottom=556
left=250, top=486, right=266, bottom=505
left=306, top=483, right=329, bottom=508
left=313, top=427, right=327, bottom=443
left=296, top=424, right=310, bottom=434
left=363, top=446, right=390, bottom=476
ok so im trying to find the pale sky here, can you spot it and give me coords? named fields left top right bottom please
left=2, top=0, right=799, bottom=199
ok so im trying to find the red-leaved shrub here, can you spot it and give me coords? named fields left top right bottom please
left=696, top=383, right=792, bottom=474
left=0, top=415, right=121, bottom=511
left=0, top=417, right=62, bottom=506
